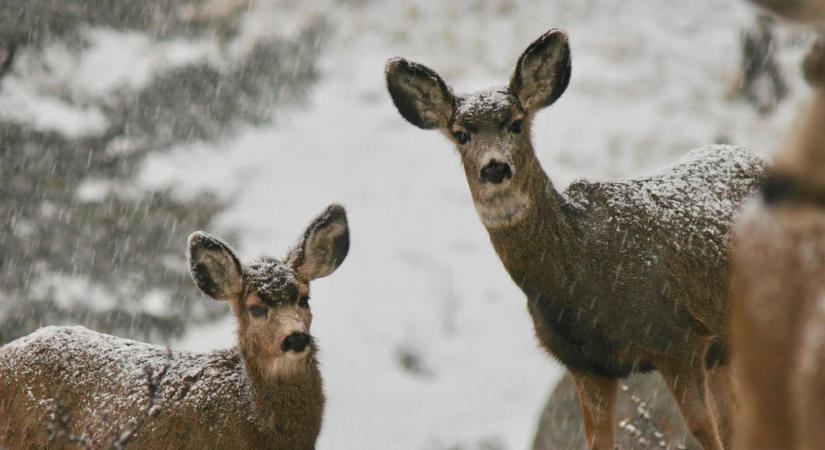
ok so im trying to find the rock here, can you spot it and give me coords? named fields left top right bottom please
left=531, top=371, right=701, bottom=450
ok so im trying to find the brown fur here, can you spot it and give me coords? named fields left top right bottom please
left=0, top=204, right=350, bottom=450
left=0, top=328, right=323, bottom=450
left=732, top=7, right=825, bottom=448
left=386, top=29, right=766, bottom=450
left=750, top=0, right=825, bottom=23
left=732, top=202, right=825, bottom=450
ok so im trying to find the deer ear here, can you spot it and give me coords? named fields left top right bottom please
left=187, top=232, right=244, bottom=300
left=385, top=57, right=455, bottom=129
left=287, top=204, right=350, bottom=281
left=510, top=29, right=572, bottom=113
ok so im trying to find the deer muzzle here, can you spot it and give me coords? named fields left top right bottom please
left=480, top=159, right=513, bottom=184
left=281, top=332, right=311, bottom=353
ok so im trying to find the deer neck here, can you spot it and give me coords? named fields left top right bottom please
left=480, top=152, right=579, bottom=300
left=774, top=89, right=825, bottom=191
left=239, top=345, right=324, bottom=437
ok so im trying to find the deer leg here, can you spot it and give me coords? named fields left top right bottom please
left=707, top=364, right=735, bottom=449
left=571, top=371, right=617, bottom=450
left=660, top=361, right=725, bottom=450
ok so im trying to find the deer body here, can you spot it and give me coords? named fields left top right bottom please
left=732, top=3, right=825, bottom=447
left=489, top=146, right=764, bottom=378
left=0, top=326, right=323, bottom=450
left=386, top=30, right=767, bottom=450
left=0, top=204, right=350, bottom=450
left=733, top=191, right=825, bottom=450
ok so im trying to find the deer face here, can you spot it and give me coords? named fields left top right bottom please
left=385, top=29, right=571, bottom=228
left=187, top=204, right=350, bottom=378
left=241, top=258, right=314, bottom=376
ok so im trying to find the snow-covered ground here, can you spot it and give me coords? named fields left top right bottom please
left=3, top=0, right=820, bottom=448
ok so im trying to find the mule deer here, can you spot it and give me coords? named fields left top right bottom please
left=732, top=3, right=825, bottom=449
left=385, top=29, right=767, bottom=450
left=0, top=203, right=350, bottom=450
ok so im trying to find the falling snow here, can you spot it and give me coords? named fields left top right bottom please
left=0, top=0, right=821, bottom=449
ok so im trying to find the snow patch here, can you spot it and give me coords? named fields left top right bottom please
left=71, top=28, right=214, bottom=98
left=31, top=273, right=118, bottom=312
left=0, top=77, right=107, bottom=137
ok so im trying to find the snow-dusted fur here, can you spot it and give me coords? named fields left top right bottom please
left=0, top=326, right=322, bottom=450
left=386, top=29, right=768, bottom=450
left=0, top=204, right=350, bottom=450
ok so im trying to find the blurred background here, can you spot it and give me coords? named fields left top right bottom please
left=0, top=0, right=819, bottom=448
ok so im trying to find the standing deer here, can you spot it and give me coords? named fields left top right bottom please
left=732, top=1, right=825, bottom=448
left=385, top=29, right=767, bottom=450
left=0, top=204, right=350, bottom=450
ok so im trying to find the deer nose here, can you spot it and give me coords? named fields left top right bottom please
left=480, top=160, right=513, bottom=184
left=281, top=332, right=311, bottom=353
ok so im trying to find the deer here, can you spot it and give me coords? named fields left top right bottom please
left=731, top=1, right=825, bottom=449
left=385, top=29, right=768, bottom=450
left=0, top=203, right=350, bottom=450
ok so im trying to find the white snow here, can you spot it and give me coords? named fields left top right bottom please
left=0, top=75, right=107, bottom=137
left=71, top=29, right=214, bottom=98
left=456, top=88, right=515, bottom=117
left=30, top=273, right=119, bottom=312
left=0, top=30, right=218, bottom=137
left=5, top=0, right=821, bottom=448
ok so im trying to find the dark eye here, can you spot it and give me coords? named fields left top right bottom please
left=249, top=305, right=268, bottom=318
left=509, top=119, right=524, bottom=134
left=452, top=130, right=470, bottom=144
left=298, top=296, right=310, bottom=309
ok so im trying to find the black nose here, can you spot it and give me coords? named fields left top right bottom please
left=480, top=160, right=513, bottom=184
left=282, top=332, right=311, bottom=353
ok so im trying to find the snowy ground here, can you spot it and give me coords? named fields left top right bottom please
left=3, top=0, right=820, bottom=448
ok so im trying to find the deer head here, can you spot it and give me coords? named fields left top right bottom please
left=187, top=204, right=350, bottom=378
left=385, top=29, right=571, bottom=228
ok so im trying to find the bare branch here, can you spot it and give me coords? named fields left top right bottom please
left=108, top=348, right=172, bottom=450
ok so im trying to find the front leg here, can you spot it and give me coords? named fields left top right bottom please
left=571, top=371, right=618, bottom=450
left=707, top=363, right=735, bottom=448
left=659, top=360, right=725, bottom=450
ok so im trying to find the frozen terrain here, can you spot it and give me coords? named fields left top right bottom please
left=1, top=0, right=820, bottom=449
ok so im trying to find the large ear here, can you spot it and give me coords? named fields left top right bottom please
left=385, top=57, right=455, bottom=129
left=509, top=29, right=572, bottom=113
left=287, top=204, right=350, bottom=281
left=187, top=232, right=244, bottom=300
left=803, top=37, right=825, bottom=87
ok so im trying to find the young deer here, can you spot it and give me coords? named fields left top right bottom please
left=385, top=30, right=767, bottom=450
left=732, top=5, right=825, bottom=449
left=0, top=204, right=350, bottom=450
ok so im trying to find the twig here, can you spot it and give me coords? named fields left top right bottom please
left=46, top=401, right=93, bottom=450
left=107, top=348, right=172, bottom=450
left=45, top=348, right=172, bottom=450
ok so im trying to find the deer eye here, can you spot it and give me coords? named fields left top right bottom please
left=249, top=305, right=268, bottom=318
left=452, top=130, right=470, bottom=144
left=298, top=296, right=310, bottom=309
left=509, top=119, right=524, bottom=134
